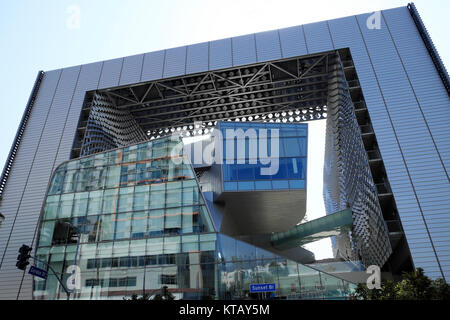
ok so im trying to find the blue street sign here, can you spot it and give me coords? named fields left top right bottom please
left=28, top=265, right=48, bottom=280
left=249, top=283, right=276, bottom=293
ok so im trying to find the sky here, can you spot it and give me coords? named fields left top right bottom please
left=0, top=0, right=448, bottom=259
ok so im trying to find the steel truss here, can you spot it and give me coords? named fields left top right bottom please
left=80, top=52, right=332, bottom=140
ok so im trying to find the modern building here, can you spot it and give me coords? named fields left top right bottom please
left=0, top=3, right=449, bottom=299
left=32, top=127, right=357, bottom=300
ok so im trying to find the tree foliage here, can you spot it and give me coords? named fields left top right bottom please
left=350, top=268, right=450, bottom=300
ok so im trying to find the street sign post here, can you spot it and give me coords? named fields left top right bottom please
left=249, top=283, right=276, bottom=293
left=28, top=265, right=48, bottom=280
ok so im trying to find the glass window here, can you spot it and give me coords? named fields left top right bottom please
left=120, top=164, right=136, bottom=186
left=182, top=165, right=195, bottom=179
left=255, top=180, right=272, bottom=190
left=76, top=168, right=93, bottom=192
left=85, top=215, right=99, bottom=243
left=149, top=190, right=165, bottom=209
left=91, top=166, right=107, bottom=190
left=98, top=214, right=114, bottom=241
left=118, top=187, right=134, bottom=213
left=112, top=241, right=129, bottom=258
left=105, top=165, right=121, bottom=188
left=200, top=233, right=216, bottom=252
left=38, top=221, right=55, bottom=247
left=72, top=192, right=89, bottom=217
left=166, top=189, right=182, bottom=208
left=96, top=242, right=113, bottom=266
left=107, top=150, right=121, bottom=165
left=115, top=212, right=132, bottom=240
left=87, top=190, right=103, bottom=215
left=163, top=236, right=180, bottom=254
left=136, top=162, right=147, bottom=184
left=146, top=238, right=163, bottom=255
left=222, top=164, right=238, bottom=181
left=199, top=206, right=214, bottom=232
left=297, top=126, right=307, bottom=136
left=102, top=189, right=118, bottom=214
left=59, top=194, right=74, bottom=218
left=168, top=162, right=184, bottom=181
left=123, top=147, right=138, bottom=163
left=321, top=272, right=345, bottom=299
left=280, top=128, right=298, bottom=137
left=134, top=185, right=149, bottom=211
left=44, top=195, right=60, bottom=220
left=223, top=138, right=237, bottom=160
left=272, top=180, right=289, bottom=189
left=270, top=158, right=289, bottom=180
left=131, top=211, right=149, bottom=239
left=166, top=181, right=182, bottom=190
left=148, top=209, right=164, bottom=236
left=137, top=143, right=152, bottom=161
left=94, top=153, right=107, bottom=167
left=277, top=261, right=301, bottom=298
left=63, top=170, right=78, bottom=193
left=182, top=235, right=199, bottom=252
left=287, top=158, right=306, bottom=179
left=49, top=171, right=65, bottom=195
left=182, top=187, right=200, bottom=206
left=129, top=239, right=146, bottom=257
left=152, top=144, right=168, bottom=159
left=281, top=137, right=301, bottom=157
left=299, top=138, right=307, bottom=156
left=298, top=264, right=324, bottom=300
left=237, top=163, right=255, bottom=180
left=289, top=180, right=305, bottom=189
left=181, top=207, right=195, bottom=234
left=237, top=181, right=254, bottom=191
left=223, top=182, right=237, bottom=191
left=165, top=208, right=181, bottom=233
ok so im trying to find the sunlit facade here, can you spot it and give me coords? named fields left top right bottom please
left=33, top=133, right=356, bottom=300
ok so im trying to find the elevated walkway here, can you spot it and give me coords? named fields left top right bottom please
left=271, top=209, right=353, bottom=250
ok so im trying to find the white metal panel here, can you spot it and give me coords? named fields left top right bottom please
left=255, top=30, right=281, bottom=62
left=141, top=50, right=165, bottom=81
left=55, top=62, right=103, bottom=165
left=186, top=42, right=209, bottom=74
left=232, top=34, right=257, bottom=66
left=278, top=25, right=308, bottom=58
left=98, top=58, right=123, bottom=89
left=119, top=54, right=144, bottom=86
left=163, top=46, right=187, bottom=78
left=209, top=38, right=232, bottom=70
left=303, top=21, right=334, bottom=53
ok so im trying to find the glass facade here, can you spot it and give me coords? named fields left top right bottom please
left=34, top=135, right=355, bottom=300
left=218, top=122, right=307, bottom=192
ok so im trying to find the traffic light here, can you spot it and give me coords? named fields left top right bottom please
left=161, top=286, right=168, bottom=297
left=16, top=244, right=32, bottom=271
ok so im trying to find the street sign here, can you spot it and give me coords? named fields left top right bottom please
left=249, top=283, right=276, bottom=293
left=28, top=265, right=47, bottom=280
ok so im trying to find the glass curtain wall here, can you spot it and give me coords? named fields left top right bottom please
left=34, top=135, right=355, bottom=300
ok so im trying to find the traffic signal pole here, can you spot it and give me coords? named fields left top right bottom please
left=30, top=255, right=71, bottom=300
left=16, top=245, right=71, bottom=300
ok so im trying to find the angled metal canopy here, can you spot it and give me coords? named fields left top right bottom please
left=87, top=52, right=334, bottom=138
